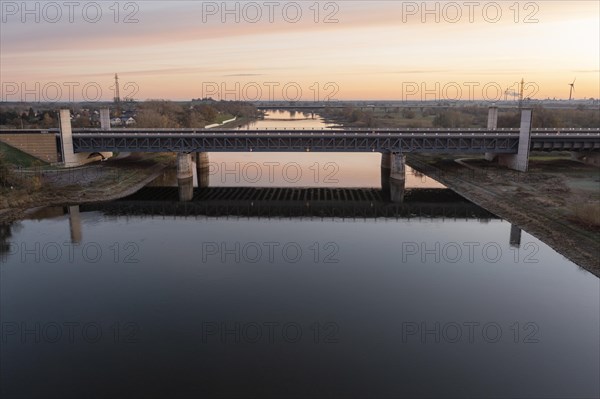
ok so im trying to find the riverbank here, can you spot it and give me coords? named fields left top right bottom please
left=407, top=153, right=600, bottom=277
left=0, top=153, right=174, bottom=224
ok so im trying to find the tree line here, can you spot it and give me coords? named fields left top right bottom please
left=0, top=100, right=261, bottom=129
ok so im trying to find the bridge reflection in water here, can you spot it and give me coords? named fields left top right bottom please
left=81, top=187, right=496, bottom=220
left=0, top=187, right=524, bottom=260
left=86, top=186, right=521, bottom=247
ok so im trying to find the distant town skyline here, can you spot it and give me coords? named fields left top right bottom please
left=1, top=1, right=598, bottom=101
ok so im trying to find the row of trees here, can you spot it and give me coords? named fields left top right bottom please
left=0, top=108, right=58, bottom=129
left=322, top=105, right=599, bottom=129
left=498, top=107, right=599, bottom=128
left=320, top=107, right=378, bottom=127
left=431, top=106, right=599, bottom=128
left=0, top=100, right=262, bottom=129
left=135, top=100, right=260, bottom=128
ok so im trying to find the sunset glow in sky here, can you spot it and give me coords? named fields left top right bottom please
left=1, top=0, right=599, bottom=101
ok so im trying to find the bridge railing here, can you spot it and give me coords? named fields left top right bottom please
left=2, top=127, right=599, bottom=134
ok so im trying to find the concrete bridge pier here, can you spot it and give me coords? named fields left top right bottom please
left=484, top=106, right=499, bottom=162
left=497, top=109, right=533, bottom=172
left=177, top=153, right=194, bottom=202
left=381, top=153, right=391, bottom=170
left=98, top=109, right=114, bottom=161
left=196, top=153, right=210, bottom=188
left=389, top=178, right=405, bottom=203
left=380, top=152, right=405, bottom=203
left=390, top=153, right=406, bottom=203
left=100, top=109, right=110, bottom=130
left=381, top=153, right=391, bottom=198
left=59, top=108, right=112, bottom=167
left=391, top=153, right=406, bottom=182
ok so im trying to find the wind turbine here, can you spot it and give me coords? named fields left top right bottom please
left=568, top=78, right=576, bottom=100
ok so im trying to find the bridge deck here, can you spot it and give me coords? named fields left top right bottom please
left=2, top=128, right=599, bottom=153
left=70, top=128, right=599, bottom=153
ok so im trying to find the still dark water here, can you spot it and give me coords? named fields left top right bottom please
left=1, top=111, right=599, bottom=398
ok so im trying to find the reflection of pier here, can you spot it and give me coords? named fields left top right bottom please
left=81, top=187, right=497, bottom=220
left=68, top=206, right=82, bottom=243
left=0, top=191, right=525, bottom=257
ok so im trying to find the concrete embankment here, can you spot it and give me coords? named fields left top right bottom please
left=0, top=154, right=174, bottom=223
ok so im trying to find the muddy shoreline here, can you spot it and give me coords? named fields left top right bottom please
left=407, top=154, right=600, bottom=278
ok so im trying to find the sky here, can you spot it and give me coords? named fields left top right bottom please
left=1, top=0, right=599, bottom=101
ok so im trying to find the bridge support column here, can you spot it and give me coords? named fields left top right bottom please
left=389, top=178, right=405, bottom=203
left=484, top=106, right=499, bottom=161
left=388, top=153, right=406, bottom=203
left=391, top=153, right=406, bottom=182
left=497, top=108, right=532, bottom=172
left=98, top=109, right=113, bottom=161
left=381, top=153, right=391, bottom=198
left=177, top=153, right=194, bottom=202
left=381, top=152, right=405, bottom=203
left=59, top=109, right=107, bottom=167
left=571, top=152, right=600, bottom=167
left=381, top=153, right=391, bottom=170
left=100, top=109, right=111, bottom=130
left=196, top=152, right=210, bottom=188
left=59, top=109, right=85, bottom=167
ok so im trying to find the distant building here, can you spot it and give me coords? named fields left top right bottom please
left=110, top=117, right=122, bottom=126
left=125, top=117, right=136, bottom=126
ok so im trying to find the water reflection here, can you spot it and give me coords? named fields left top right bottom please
left=84, top=187, right=495, bottom=219
left=153, top=157, right=442, bottom=190
left=248, top=109, right=326, bottom=126
left=0, top=223, right=16, bottom=257
left=67, top=206, right=82, bottom=244
left=1, top=201, right=598, bottom=398
left=0, top=188, right=518, bottom=249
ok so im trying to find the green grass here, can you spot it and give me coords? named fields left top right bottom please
left=0, top=141, right=47, bottom=167
left=528, top=153, right=572, bottom=161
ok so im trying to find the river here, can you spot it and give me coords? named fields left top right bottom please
left=1, top=110, right=598, bottom=398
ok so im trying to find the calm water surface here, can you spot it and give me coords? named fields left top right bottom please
left=1, top=111, right=598, bottom=398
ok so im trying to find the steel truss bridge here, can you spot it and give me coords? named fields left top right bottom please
left=61, top=127, right=600, bottom=154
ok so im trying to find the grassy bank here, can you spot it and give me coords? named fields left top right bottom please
left=0, top=141, right=46, bottom=167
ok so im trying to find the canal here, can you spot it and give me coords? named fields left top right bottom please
left=1, top=111, right=598, bottom=398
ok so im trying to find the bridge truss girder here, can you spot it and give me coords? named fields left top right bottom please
left=73, top=135, right=524, bottom=153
